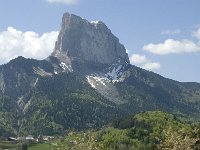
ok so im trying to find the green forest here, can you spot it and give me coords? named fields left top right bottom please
left=50, top=111, right=200, bottom=150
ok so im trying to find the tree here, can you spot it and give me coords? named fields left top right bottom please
left=158, top=126, right=197, bottom=150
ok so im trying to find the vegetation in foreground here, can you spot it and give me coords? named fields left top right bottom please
left=51, top=111, right=200, bottom=150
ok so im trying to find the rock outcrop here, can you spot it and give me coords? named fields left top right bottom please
left=52, top=12, right=130, bottom=65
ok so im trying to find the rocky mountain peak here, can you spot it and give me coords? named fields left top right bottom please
left=52, top=12, right=130, bottom=65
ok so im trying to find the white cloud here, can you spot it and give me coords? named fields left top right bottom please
left=130, top=54, right=147, bottom=64
left=46, top=0, right=79, bottom=5
left=144, top=28, right=200, bottom=55
left=193, top=27, right=200, bottom=40
left=142, top=62, right=161, bottom=71
left=143, top=39, right=200, bottom=55
left=161, top=29, right=181, bottom=35
left=129, top=54, right=160, bottom=71
left=0, top=27, right=59, bottom=64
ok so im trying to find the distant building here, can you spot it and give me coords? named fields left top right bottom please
left=26, top=135, right=34, bottom=141
left=43, top=136, right=54, bottom=141
left=8, top=137, right=17, bottom=141
left=36, top=135, right=54, bottom=142
left=17, top=137, right=26, bottom=141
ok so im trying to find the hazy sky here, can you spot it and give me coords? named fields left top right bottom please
left=0, top=0, right=200, bottom=83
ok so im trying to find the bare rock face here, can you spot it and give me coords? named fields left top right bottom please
left=52, top=12, right=130, bottom=65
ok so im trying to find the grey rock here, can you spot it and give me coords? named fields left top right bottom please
left=52, top=12, right=130, bottom=65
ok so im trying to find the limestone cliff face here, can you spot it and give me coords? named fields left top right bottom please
left=52, top=12, right=130, bottom=65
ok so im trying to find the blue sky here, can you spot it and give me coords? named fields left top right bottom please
left=0, top=0, right=200, bottom=83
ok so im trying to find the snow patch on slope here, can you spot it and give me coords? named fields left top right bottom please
left=86, top=74, right=124, bottom=104
left=85, top=64, right=129, bottom=105
left=86, top=75, right=110, bottom=89
left=59, top=62, right=73, bottom=72
left=33, top=78, right=38, bottom=87
left=86, top=76, right=96, bottom=89
left=86, top=64, right=126, bottom=89
left=91, top=21, right=100, bottom=24
left=106, top=65, right=122, bottom=82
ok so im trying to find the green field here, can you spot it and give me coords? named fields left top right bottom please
left=28, top=143, right=50, bottom=150
left=0, top=141, right=17, bottom=149
left=0, top=141, right=51, bottom=150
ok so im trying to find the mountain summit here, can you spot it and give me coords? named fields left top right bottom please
left=0, top=12, right=200, bottom=136
left=52, top=13, right=129, bottom=65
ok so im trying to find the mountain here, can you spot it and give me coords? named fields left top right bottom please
left=0, top=12, right=200, bottom=136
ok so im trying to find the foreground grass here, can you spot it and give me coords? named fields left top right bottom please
left=0, top=141, right=51, bottom=150
left=28, top=143, right=50, bottom=150
left=0, top=141, right=17, bottom=149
